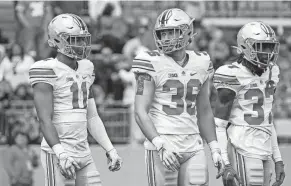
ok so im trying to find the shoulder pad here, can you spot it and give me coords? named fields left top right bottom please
left=188, top=50, right=213, bottom=77
left=187, top=50, right=212, bottom=68
left=215, top=64, right=240, bottom=77
left=132, top=50, right=156, bottom=74
left=78, top=59, right=95, bottom=85
left=29, top=58, right=56, bottom=76
left=78, top=59, right=94, bottom=72
left=272, top=64, right=280, bottom=76
left=213, top=65, right=241, bottom=94
left=79, top=59, right=94, bottom=67
left=29, top=58, right=57, bottom=86
left=271, top=64, right=280, bottom=84
left=192, top=50, right=211, bottom=60
left=208, top=60, right=214, bottom=76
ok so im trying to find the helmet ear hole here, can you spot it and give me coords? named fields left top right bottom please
left=54, top=39, right=60, bottom=43
left=48, top=40, right=56, bottom=48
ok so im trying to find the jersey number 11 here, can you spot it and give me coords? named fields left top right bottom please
left=70, top=82, right=88, bottom=109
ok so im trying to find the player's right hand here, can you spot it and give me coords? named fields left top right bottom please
left=152, top=136, right=182, bottom=172
left=106, top=148, right=123, bottom=172
left=57, top=152, right=80, bottom=180
left=218, top=164, right=242, bottom=186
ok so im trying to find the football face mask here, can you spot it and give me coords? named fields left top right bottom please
left=66, top=34, right=91, bottom=60
left=154, top=25, right=191, bottom=54
left=237, top=21, right=279, bottom=69
left=246, top=38, right=279, bottom=68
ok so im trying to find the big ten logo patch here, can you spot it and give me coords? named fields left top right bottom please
left=66, top=77, right=74, bottom=82
left=250, top=83, right=258, bottom=88
left=168, top=73, right=178, bottom=78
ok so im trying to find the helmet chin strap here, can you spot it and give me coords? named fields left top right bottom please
left=268, top=62, right=273, bottom=81
left=58, top=48, right=77, bottom=60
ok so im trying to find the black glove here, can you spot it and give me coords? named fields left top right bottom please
left=220, top=164, right=242, bottom=186
left=272, top=161, right=285, bottom=186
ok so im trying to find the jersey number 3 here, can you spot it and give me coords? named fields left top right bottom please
left=162, top=79, right=201, bottom=115
left=70, top=82, right=88, bottom=109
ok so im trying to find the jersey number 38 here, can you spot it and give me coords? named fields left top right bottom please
left=162, top=79, right=201, bottom=115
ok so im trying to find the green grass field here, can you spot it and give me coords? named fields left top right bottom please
left=29, top=144, right=290, bottom=186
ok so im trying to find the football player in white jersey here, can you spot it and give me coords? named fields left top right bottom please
left=132, top=8, right=223, bottom=186
left=29, top=14, right=122, bottom=186
left=214, top=22, right=285, bottom=186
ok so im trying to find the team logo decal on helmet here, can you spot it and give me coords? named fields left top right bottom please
left=260, top=23, right=274, bottom=38
left=159, top=10, right=173, bottom=27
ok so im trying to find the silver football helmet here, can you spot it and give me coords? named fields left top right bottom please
left=153, top=8, right=196, bottom=54
left=237, top=21, right=279, bottom=68
left=47, top=13, right=91, bottom=59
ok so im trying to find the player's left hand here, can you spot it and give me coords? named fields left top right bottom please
left=57, top=152, right=80, bottom=180
left=106, top=148, right=122, bottom=172
left=217, top=164, right=242, bottom=186
left=211, top=150, right=224, bottom=178
left=272, top=161, right=285, bottom=186
left=208, top=141, right=224, bottom=177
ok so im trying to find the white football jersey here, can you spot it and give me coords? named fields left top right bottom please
left=29, top=58, right=95, bottom=157
left=132, top=50, right=213, bottom=135
left=214, top=62, right=279, bottom=160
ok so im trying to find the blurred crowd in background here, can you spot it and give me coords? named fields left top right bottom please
left=0, top=1, right=291, bottom=145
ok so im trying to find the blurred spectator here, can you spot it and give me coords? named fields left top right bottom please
left=116, top=62, right=135, bottom=106
left=3, top=131, right=39, bottom=186
left=91, top=50, right=127, bottom=102
left=0, top=80, right=12, bottom=145
left=15, top=1, right=53, bottom=60
left=0, top=80, right=13, bottom=111
left=0, top=28, right=9, bottom=44
left=0, top=43, right=35, bottom=90
left=110, top=67, right=125, bottom=102
left=92, top=84, right=106, bottom=106
left=90, top=0, right=127, bottom=54
left=181, top=1, right=205, bottom=28
left=90, top=49, right=114, bottom=96
left=100, top=18, right=128, bottom=53
left=208, top=28, right=230, bottom=69
left=51, top=1, right=86, bottom=16
left=88, top=0, right=122, bottom=23
left=179, top=2, right=206, bottom=52
left=122, top=16, right=151, bottom=59
left=13, top=84, right=33, bottom=101
left=274, top=37, right=291, bottom=118
left=90, top=0, right=122, bottom=38
left=188, top=25, right=211, bottom=52
left=0, top=147, right=11, bottom=186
